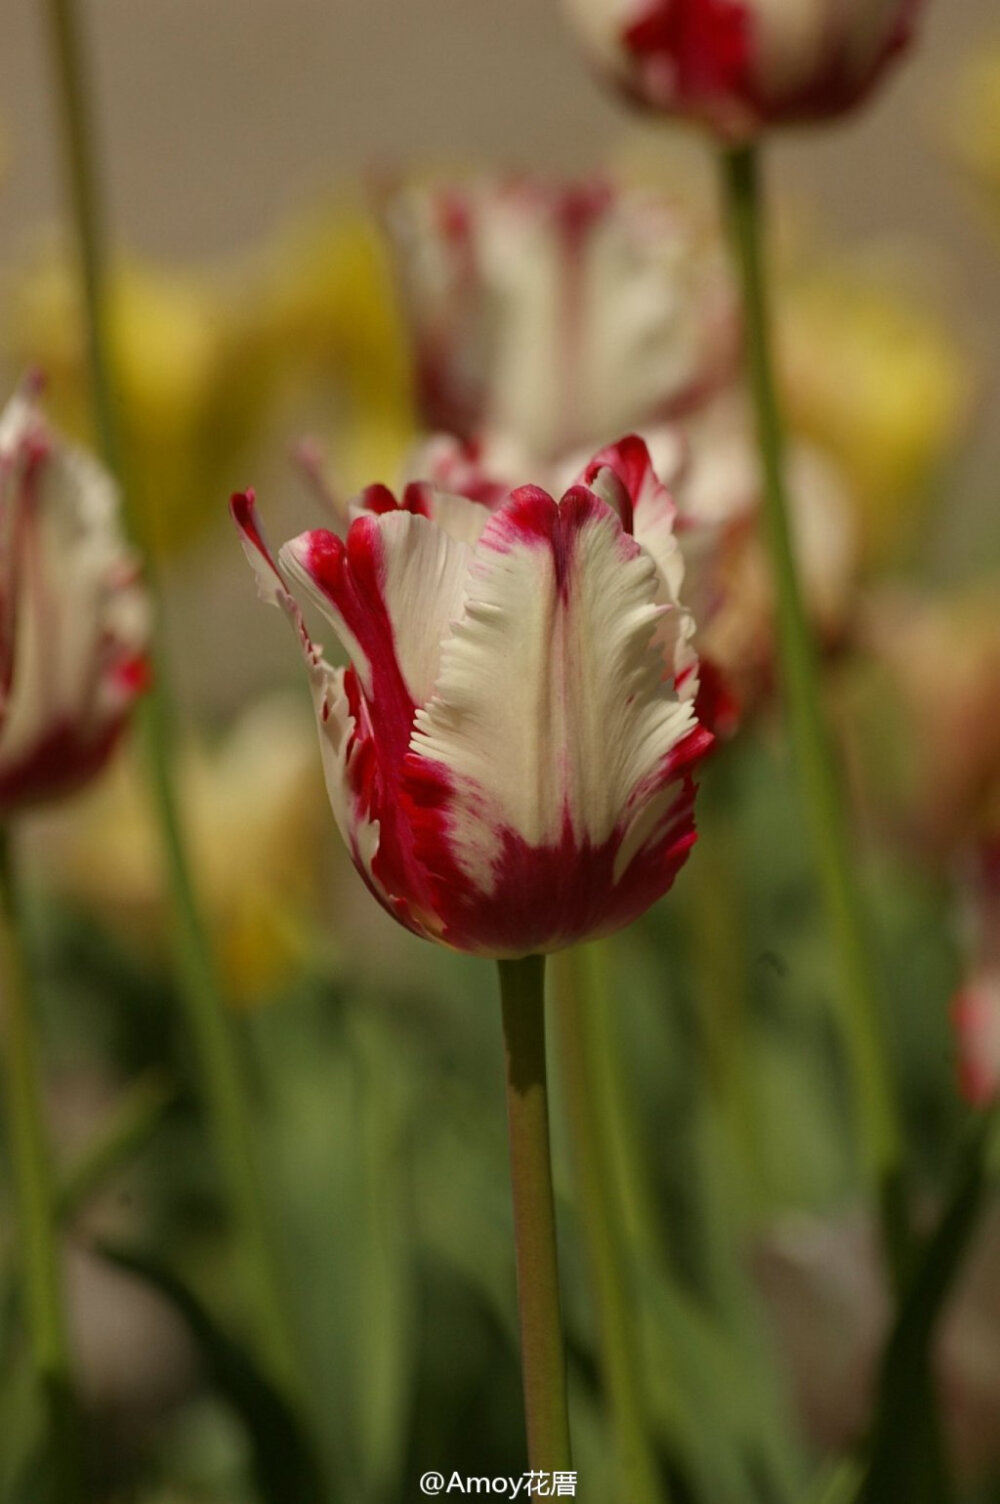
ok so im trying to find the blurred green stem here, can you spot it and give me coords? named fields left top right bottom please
left=686, top=758, right=763, bottom=1203
left=43, top=0, right=299, bottom=1398
left=720, top=144, right=909, bottom=1287
left=0, top=829, right=81, bottom=1498
left=554, top=946, right=664, bottom=1504
left=498, top=955, right=572, bottom=1473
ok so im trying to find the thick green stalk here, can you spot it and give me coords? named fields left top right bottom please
left=498, top=955, right=572, bottom=1473
left=719, top=144, right=908, bottom=1284
left=42, top=0, right=298, bottom=1393
left=553, top=947, right=663, bottom=1504
left=0, top=830, right=81, bottom=1498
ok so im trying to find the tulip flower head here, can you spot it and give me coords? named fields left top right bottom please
left=0, top=390, right=150, bottom=813
left=384, top=177, right=738, bottom=459
left=561, top=0, right=923, bottom=139
left=233, top=437, right=712, bottom=958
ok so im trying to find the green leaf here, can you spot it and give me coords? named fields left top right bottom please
left=97, top=1243, right=326, bottom=1504
left=860, top=1114, right=995, bottom=1504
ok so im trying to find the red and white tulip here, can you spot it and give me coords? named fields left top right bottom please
left=0, top=390, right=150, bottom=813
left=233, top=438, right=712, bottom=958
left=561, top=0, right=923, bottom=139
left=384, top=176, right=738, bottom=459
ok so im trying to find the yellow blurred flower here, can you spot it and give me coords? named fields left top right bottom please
left=5, top=204, right=415, bottom=555
left=945, top=46, right=1000, bottom=209
left=29, top=697, right=326, bottom=1002
left=6, top=244, right=275, bottom=558
left=777, top=257, right=973, bottom=570
left=252, top=203, right=416, bottom=492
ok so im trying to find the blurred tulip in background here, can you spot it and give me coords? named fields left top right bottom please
left=0, top=388, right=149, bottom=813
left=559, top=0, right=923, bottom=138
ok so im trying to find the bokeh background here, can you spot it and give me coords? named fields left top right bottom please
left=1, top=2, right=1000, bottom=1502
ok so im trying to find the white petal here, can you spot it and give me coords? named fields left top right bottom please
left=410, top=485, right=699, bottom=896
left=279, top=509, right=473, bottom=709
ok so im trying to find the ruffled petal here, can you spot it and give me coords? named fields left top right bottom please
left=578, top=432, right=683, bottom=592
left=578, top=434, right=700, bottom=701
left=404, top=481, right=710, bottom=955
left=232, top=490, right=450, bottom=938
left=354, top=473, right=498, bottom=548
left=279, top=508, right=473, bottom=715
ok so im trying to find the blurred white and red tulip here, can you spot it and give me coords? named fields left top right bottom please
left=560, top=0, right=923, bottom=139
left=384, top=176, right=738, bottom=459
left=233, top=437, right=712, bottom=958
left=0, top=390, right=150, bottom=814
left=379, top=175, right=863, bottom=733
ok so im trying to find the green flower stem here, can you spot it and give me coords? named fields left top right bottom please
left=566, top=940, right=662, bottom=1260
left=0, top=829, right=81, bottom=1498
left=553, top=947, right=664, bottom=1504
left=720, top=143, right=908, bottom=1284
left=685, top=779, right=763, bottom=1203
left=498, top=955, right=572, bottom=1474
left=43, top=0, right=299, bottom=1396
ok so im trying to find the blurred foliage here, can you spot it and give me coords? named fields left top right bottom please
left=2, top=722, right=992, bottom=1502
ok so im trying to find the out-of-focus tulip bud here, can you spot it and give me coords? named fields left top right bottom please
left=652, top=391, right=858, bottom=691
left=233, top=436, right=712, bottom=958
left=851, top=586, right=1000, bottom=861
left=31, top=696, right=324, bottom=1001
left=0, top=390, right=150, bottom=814
left=778, top=256, right=973, bottom=569
left=560, top=0, right=922, bottom=140
left=383, top=176, right=738, bottom=460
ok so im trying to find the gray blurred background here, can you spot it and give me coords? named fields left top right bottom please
left=1, top=0, right=995, bottom=262
left=1, top=0, right=997, bottom=708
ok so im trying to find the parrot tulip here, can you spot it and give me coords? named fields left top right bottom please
left=233, top=437, right=711, bottom=957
